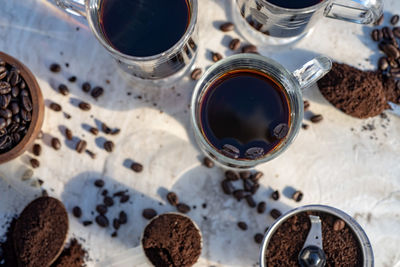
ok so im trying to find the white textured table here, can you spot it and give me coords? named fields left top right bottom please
left=0, top=0, right=400, bottom=266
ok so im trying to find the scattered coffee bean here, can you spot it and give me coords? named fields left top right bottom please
left=271, top=190, right=280, bottom=201
left=225, top=170, right=239, bottom=181
left=113, top=219, right=120, bottom=230
left=242, top=44, right=258, bottom=53
left=391, top=14, right=399, bottom=25
left=49, top=102, right=62, bottom=112
left=131, top=162, right=143, bottom=173
left=104, top=140, right=114, bottom=152
left=65, top=128, right=73, bottom=140
left=120, top=194, right=129, bottom=203
left=394, top=27, right=400, bottom=38
left=302, top=124, right=309, bottom=130
left=292, top=190, right=304, bottom=202
left=68, top=76, right=77, bottom=82
left=58, top=84, right=69, bottom=96
left=30, top=158, right=40, bottom=168
left=221, top=144, right=240, bottom=159
left=212, top=52, right=223, bottom=62
left=51, top=137, right=61, bottom=150
left=76, top=139, right=87, bottom=153
left=82, top=82, right=91, bottom=93
left=233, top=189, right=246, bottom=201
left=64, top=112, right=71, bottom=119
left=374, top=14, right=384, bottom=26
left=96, top=204, right=108, bottom=214
left=191, top=68, right=202, bottom=80
left=371, top=29, right=381, bottom=41
left=91, top=86, right=104, bottom=99
left=78, top=101, right=91, bottom=111
left=243, top=179, right=253, bottom=192
left=273, top=123, right=289, bottom=139
left=111, top=232, right=117, bottom=238
left=50, top=63, right=61, bottom=73
left=245, top=195, right=256, bottom=208
left=203, top=157, right=214, bottom=168
left=333, top=219, right=346, bottom=231
left=72, top=206, right=82, bottom=218
left=237, top=221, right=248, bottom=230
left=167, top=192, right=179, bottom=206
left=119, top=211, right=128, bottom=224
left=94, top=179, right=105, bottom=187
left=95, top=215, right=109, bottom=227
left=304, top=100, right=310, bottom=110
left=270, top=209, right=282, bottom=219
left=250, top=171, right=263, bottom=183
left=229, top=38, right=241, bottom=50
left=142, top=208, right=157, bottom=220
left=177, top=203, right=191, bottom=213
left=102, top=190, right=108, bottom=196
left=383, top=43, right=400, bottom=59
left=257, top=202, right=267, bottom=214
left=254, top=233, right=264, bottom=244
left=89, top=127, right=99, bottom=135
left=104, top=196, right=114, bottom=207
left=245, top=147, right=265, bottom=159
left=239, top=171, right=251, bottom=180
left=32, top=143, right=41, bottom=156
left=310, top=114, right=323, bottom=123
left=221, top=179, right=235, bottom=195
left=83, top=221, right=93, bottom=226
left=220, top=22, right=234, bottom=32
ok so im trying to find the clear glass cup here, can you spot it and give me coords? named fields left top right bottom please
left=234, top=0, right=383, bottom=47
left=54, top=0, right=198, bottom=84
left=190, top=53, right=331, bottom=169
left=260, top=205, right=374, bottom=267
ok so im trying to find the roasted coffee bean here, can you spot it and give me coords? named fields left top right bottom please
left=30, top=158, right=40, bottom=168
left=0, top=81, right=11, bottom=95
left=11, top=86, right=19, bottom=98
left=102, top=190, right=108, bottom=197
left=131, top=162, right=143, bottom=173
left=101, top=123, right=112, bottom=134
left=104, top=196, right=114, bottom=207
left=65, top=128, right=73, bottom=140
left=270, top=209, right=282, bottom=219
left=76, top=140, right=87, bottom=153
left=233, top=189, right=246, bottom=201
left=245, top=195, right=256, bottom=208
left=119, top=211, right=128, bottom=224
left=220, top=22, right=234, bottom=32
left=229, top=38, right=241, bottom=50
left=191, top=68, right=202, bottom=80
left=333, top=219, right=346, bottom=231
left=225, top=170, right=239, bottom=181
left=111, top=232, right=118, bottom=238
left=177, top=203, right=191, bottom=213
left=32, top=143, right=41, bottom=156
left=20, top=89, right=29, bottom=97
left=273, top=123, right=289, bottom=139
left=19, top=80, right=26, bottom=89
left=94, top=179, right=105, bottom=187
left=50, top=63, right=61, bottom=73
left=374, top=14, right=384, bottom=26
left=250, top=171, right=263, bottom=183
left=95, top=215, right=109, bottom=227
left=310, top=114, right=323, bottom=123
left=245, top=147, right=264, bottom=159
left=10, top=102, right=19, bottom=115
left=382, top=27, right=394, bottom=40
left=96, top=204, right=108, bottom=214
left=257, top=202, right=267, bottom=214
left=237, top=222, right=248, bottom=230
left=113, top=191, right=125, bottom=197
left=302, top=124, right=309, bottom=130
left=82, top=82, right=91, bottom=92
left=71, top=206, right=82, bottom=218
left=250, top=183, right=260, bottom=194
left=212, top=52, right=223, bottom=62
left=292, top=190, right=303, bottom=202
left=113, top=219, right=120, bottom=230
left=20, top=109, right=31, bottom=122
left=167, top=192, right=179, bottom=206
left=90, top=127, right=99, bottom=135
left=239, top=171, right=251, bottom=180
left=83, top=221, right=93, bottom=226
left=68, top=76, right=77, bottom=82
left=142, top=208, right=157, bottom=220
left=203, top=157, right=214, bottom=168
left=271, top=190, right=280, bottom=201
left=51, top=137, right=61, bottom=150
left=389, top=58, right=399, bottom=68
left=394, top=27, right=400, bottom=38
left=383, top=43, right=400, bottom=59
left=371, top=29, right=381, bottom=41
left=0, top=94, right=11, bottom=109
left=390, top=68, right=400, bottom=78
left=303, top=100, right=310, bottom=110
left=254, top=233, right=264, bottom=244
left=0, top=135, right=11, bottom=149
left=85, top=149, right=97, bottom=159
left=49, top=102, right=62, bottom=112
left=243, top=179, right=253, bottom=192
left=120, top=194, right=129, bottom=203
left=12, top=132, right=21, bottom=143
left=91, top=86, right=104, bottom=99
left=0, top=66, right=7, bottom=80
left=391, top=14, right=399, bottom=25
left=0, top=109, right=12, bottom=119
left=8, top=69, right=20, bottom=87
left=221, top=179, right=235, bottom=195
left=58, top=84, right=69, bottom=95
left=242, top=44, right=258, bottom=53
left=221, top=144, right=240, bottom=159
left=378, top=57, right=389, bottom=71
left=78, top=101, right=91, bottom=111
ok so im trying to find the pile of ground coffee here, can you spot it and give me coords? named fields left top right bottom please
left=318, top=62, right=400, bottom=118
left=265, top=211, right=362, bottom=266
left=13, top=197, right=68, bottom=267
left=142, top=214, right=202, bottom=267
left=51, top=239, right=87, bottom=267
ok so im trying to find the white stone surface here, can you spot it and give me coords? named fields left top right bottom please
left=0, top=0, right=399, bottom=266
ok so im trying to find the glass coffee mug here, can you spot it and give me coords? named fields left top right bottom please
left=54, top=0, right=198, bottom=82
left=190, top=54, right=332, bottom=169
left=234, top=0, right=383, bottom=46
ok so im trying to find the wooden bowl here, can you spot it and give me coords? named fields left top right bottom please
left=0, top=52, right=44, bottom=164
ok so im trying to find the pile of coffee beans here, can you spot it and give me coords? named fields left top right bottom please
left=0, top=60, right=32, bottom=153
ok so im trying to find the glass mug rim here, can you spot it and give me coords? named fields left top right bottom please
left=190, top=53, right=304, bottom=169
left=259, top=0, right=328, bottom=12
left=85, top=0, right=198, bottom=62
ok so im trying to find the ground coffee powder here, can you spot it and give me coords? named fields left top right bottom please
left=51, top=239, right=87, bottom=267
left=265, top=211, right=362, bottom=266
left=13, top=197, right=68, bottom=267
left=142, top=214, right=202, bottom=267
left=318, top=62, right=400, bottom=119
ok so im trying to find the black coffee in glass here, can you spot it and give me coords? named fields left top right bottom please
left=200, top=69, right=290, bottom=160
left=100, top=0, right=190, bottom=57
left=266, top=0, right=323, bottom=9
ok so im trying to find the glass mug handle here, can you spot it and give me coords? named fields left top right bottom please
left=292, top=56, right=332, bottom=89
left=324, top=0, right=383, bottom=24
left=54, top=0, right=86, bottom=17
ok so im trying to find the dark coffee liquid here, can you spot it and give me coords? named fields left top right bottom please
left=100, top=0, right=190, bottom=57
left=267, top=0, right=323, bottom=9
left=200, top=70, right=290, bottom=160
